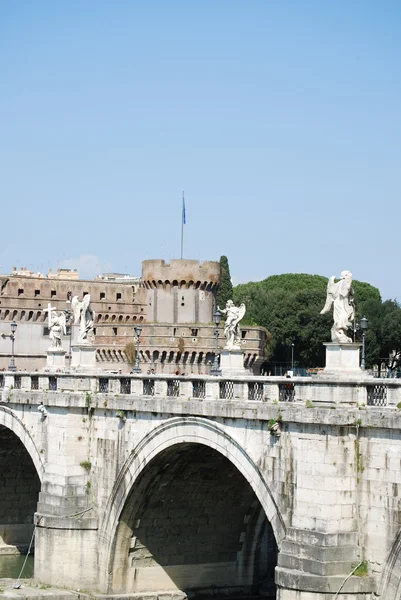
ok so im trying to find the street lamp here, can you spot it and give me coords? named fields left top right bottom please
left=133, top=325, right=142, bottom=374
left=210, top=309, right=221, bottom=376
left=1, top=321, right=18, bottom=371
left=291, top=343, right=295, bottom=372
left=360, top=316, right=368, bottom=370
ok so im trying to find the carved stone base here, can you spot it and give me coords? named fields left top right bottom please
left=46, top=349, right=66, bottom=370
left=319, top=343, right=370, bottom=379
left=71, top=344, right=97, bottom=370
left=220, top=349, right=248, bottom=376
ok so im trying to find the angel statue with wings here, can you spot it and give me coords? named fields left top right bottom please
left=218, top=300, right=246, bottom=350
left=71, top=294, right=95, bottom=344
left=320, top=270, right=355, bottom=343
left=48, top=311, right=67, bottom=350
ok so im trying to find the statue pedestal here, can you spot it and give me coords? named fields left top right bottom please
left=320, top=343, right=365, bottom=379
left=71, top=344, right=97, bottom=371
left=220, top=349, right=248, bottom=376
left=46, top=349, right=66, bottom=370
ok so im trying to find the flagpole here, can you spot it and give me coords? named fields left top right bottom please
left=181, top=191, right=185, bottom=259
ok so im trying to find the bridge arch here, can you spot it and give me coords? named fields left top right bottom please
left=0, top=406, right=44, bottom=553
left=0, top=406, right=45, bottom=481
left=378, top=528, right=401, bottom=599
left=99, top=416, right=285, bottom=594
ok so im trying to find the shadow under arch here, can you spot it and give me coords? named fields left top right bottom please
left=0, top=405, right=45, bottom=481
left=0, top=405, right=44, bottom=554
left=99, top=416, right=286, bottom=594
left=378, top=528, right=401, bottom=599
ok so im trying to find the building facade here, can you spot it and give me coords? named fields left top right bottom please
left=0, top=259, right=267, bottom=373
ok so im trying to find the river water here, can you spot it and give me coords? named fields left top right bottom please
left=0, top=555, right=34, bottom=579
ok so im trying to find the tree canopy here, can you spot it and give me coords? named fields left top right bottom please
left=216, top=255, right=233, bottom=309
left=233, top=273, right=400, bottom=369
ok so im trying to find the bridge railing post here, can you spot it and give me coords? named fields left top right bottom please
left=38, top=375, right=49, bottom=391
left=263, top=382, right=280, bottom=403
left=387, top=382, right=401, bottom=407
left=205, top=380, right=219, bottom=400
left=154, top=378, right=167, bottom=396
left=20, top=375, right=31, bottom=391
left=234, top=381, right=247, bottom=400
left=109, top=378, right=120, bottom=395
left=3, top=373, right=14, bottom=393
left=130, top=377, right=142, bottom=396
left=89, top=376, right=98, bottom=393
left=178, top=380, right=193, bottom=399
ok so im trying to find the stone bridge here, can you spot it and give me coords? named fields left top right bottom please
left=1, top=371, right=401, bottom=600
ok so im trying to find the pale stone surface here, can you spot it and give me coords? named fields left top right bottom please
left=320, top=271, right=355, bottom=343
left=322, top=342, right=362, bottom=375
left=71, top=294, right=95, bottom=344
left=70, top=344, right=97, bottom=369
left=46, top=348, right=66, bottom=369
left=45, top=303, right=67, bottom=350
left=217, top=300, right=246, bottom=350
left=219, top=348, right=247, bottom=375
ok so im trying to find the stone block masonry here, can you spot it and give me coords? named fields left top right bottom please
left=0, top=372, right=400, bottom=598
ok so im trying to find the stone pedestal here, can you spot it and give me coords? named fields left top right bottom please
left=321, top=342, right=366, bottom=379
left=71, top=344, right=97, bottom=370
left=220, top=348, right=248, bottom=376
left=46, top=348, right=66, bottom=370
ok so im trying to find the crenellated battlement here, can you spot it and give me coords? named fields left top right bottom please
left=142, top=259, right=220, bottom=289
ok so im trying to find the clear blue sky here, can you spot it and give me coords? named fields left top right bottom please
left=1, top=1, right=400, bottom=300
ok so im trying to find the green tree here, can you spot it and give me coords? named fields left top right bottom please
left=233, top=273, right=383, bottom=368
left=216, top=255, right=233, bottom=309
left=124, top=342, right=136, bottom=366
left=358, top=299, right=401, bottom=370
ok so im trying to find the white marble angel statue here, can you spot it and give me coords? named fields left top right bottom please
left=71, top=294, right=95, bottom=344
left=320, top=270, right=355, bottom=343
left=218, top=300, right=246, bottom=350
left=48, top=311, right=67, bottom=350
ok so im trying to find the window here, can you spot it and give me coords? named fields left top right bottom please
left=51, top=290, right=56, bottom=297
left=35, top=289, right=40, bottom=297
left=99, top=378, right=109, bottom=393
left=43, top=327, right=50, bottom=336
left=120, top=378, right=131, bottom=394
left=93, top=328, right=97, bottom=335
left=83, top=291, right=88, bottom=297
left=113, top=327, right=117, bottom=336
left=241, top=330, right=247, bottom=339
left=18, top=288, right=24, bottom=296
left=191, top=328, right=198, bottom=337
left=116, top=293, right=122, bottom=301
left=100, top=292, right=105, bottom=300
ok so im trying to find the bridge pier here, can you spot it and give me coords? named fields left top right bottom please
left=276, top=528, right=373, bottom=599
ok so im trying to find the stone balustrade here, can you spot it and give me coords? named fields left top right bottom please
left=0, top=370, right=400, bottom=408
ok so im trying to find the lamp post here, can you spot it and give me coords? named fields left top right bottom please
left=1, top=321, right=18, bottom=371
left=360, top=316, right=368, bottom=370
left=210, top=309, right=222, bottom=376
left=291, top=343, right=295, bottom=372
left=133, top=325, right=142, bottom=374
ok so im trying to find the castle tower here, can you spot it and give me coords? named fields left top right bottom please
left=142, top=259, right=220, bottom=324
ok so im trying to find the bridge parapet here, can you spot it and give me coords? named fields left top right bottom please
left=1, top=370, right=400, bottom=408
